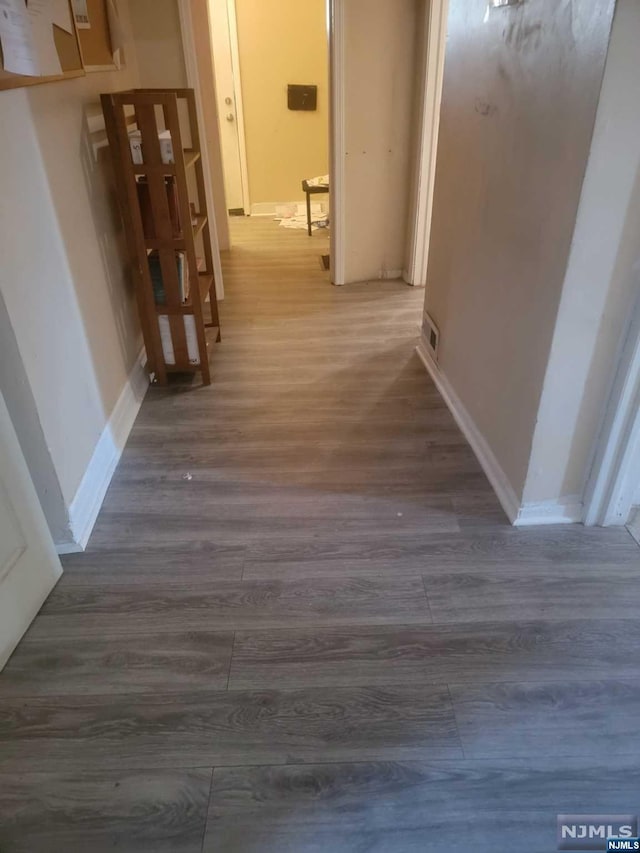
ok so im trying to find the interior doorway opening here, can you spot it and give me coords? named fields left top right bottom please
left=208, top=0, right=331, bottom=267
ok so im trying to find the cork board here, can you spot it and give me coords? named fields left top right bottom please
left=0, top=1, right=84, bottom=91
left=78, top=0, right=114, bottom=70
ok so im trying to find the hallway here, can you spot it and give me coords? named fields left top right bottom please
left=1, top=218, right=640, bottom=851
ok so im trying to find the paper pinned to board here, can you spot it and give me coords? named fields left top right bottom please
left=0, top=0, right=40, bottom=75
left=71, top=0, right=89, bottom=28
left=106, top=0, right=124, bottom=68
left=50, top=0, right=73, bottom=33
left=28, top=0, right=62, bottom=76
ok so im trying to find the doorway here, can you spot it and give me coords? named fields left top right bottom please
left=209, top=0, right=250, bottom=215
left=208, top=0, right=331, bottom=260
left=180, top=0, right=449, bottom=287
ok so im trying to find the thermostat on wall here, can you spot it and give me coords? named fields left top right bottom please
left=288, top=85, right=318, bottom=111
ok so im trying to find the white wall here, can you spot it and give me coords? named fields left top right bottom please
left=342, top=0, right=419, bottom=283
left=129, top=0, right=187, bottom=88
left=523, top=0, right=640, bottom=511
left=0, top=2, right=143, bottom=547
left=420, top=0, right=615, bottom=511
left=0, top=291, right=69, bottom=542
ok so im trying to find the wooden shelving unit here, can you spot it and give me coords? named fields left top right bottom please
left=101, top=88, right=220, bottom=385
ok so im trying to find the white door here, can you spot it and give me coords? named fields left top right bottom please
left=0, top=391, right=62, bottom=670
left=210, top=0, right=249, bottom=213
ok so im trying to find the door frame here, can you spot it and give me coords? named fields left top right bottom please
left=177, top=0, right=226, bottom=299
left=178, top=0, right=450, bottom=289
left=207, top=0, right=251, bottom=214
left=178, top=0, right=347, bottom=283
left=583, top=289, right=640, bottom=526
left=328, top=0, right=346, bottom=284
left=405, top=0, right=450, bottom=287
left=223, top=0, right=251, bottom=213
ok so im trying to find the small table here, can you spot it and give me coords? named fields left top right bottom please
left=302, top=177, right=330, bottom=236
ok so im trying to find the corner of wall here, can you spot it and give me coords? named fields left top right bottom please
left=415, top=334, right=521, bottom=524
left=57, top=347, right=149, bottom=554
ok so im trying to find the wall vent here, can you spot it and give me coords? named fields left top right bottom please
left=423, top=311, right=440, bottom=361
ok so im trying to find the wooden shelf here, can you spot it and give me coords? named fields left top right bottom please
left=131, top=149, right=201, bottom=176
left=143, top=215, right=208, bottom=251
left=196, top=273, right=214, bottom=305
left=192, top=214, right=207, bottom=239
left=153, top=274, right=213, bottom=314
left=101, top=88, right=220, bottom=386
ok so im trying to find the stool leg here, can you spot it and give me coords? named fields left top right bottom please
left=306, top=190, right=312, bottom=236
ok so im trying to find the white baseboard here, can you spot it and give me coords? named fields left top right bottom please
left=379, top=269, right=404, bottom=280
left=55, top=349, right=149, bottom=554
left=416, top=337, right=583, bottom=527
left=627, top=507, right=640, bottom=546
left=250, top=200, right=329, bottom=217
left=514, top=497, right=583, bottom=526
left=416, top=338, right=521, bottom=524
left=402, top=269, right=425, bottom=287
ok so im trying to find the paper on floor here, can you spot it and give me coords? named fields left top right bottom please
left=278, top=213, right=329, bottom=231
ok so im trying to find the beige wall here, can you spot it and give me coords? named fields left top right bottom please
left=0, top=1, right=142, bottom=545
left=191, top=0, right=231, bottom=251
left=523, top=0, right=640, bottom=506
left=129, top=0, right=187, bottom=88
left=235, top=0, right=328, bottom=205
left=342, top=0, right=419, bottom=283
left=422, top=0, right=615, bottom=500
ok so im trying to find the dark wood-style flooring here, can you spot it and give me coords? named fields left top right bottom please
left=2, top=219, right=640, bottom=852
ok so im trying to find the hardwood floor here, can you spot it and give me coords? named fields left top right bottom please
left=1, top=218, right=640, bottom=852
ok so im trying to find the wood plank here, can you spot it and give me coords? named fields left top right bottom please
left=1, top=631, right=234, bottom=696
left=0, top=768, right=211, bottom=853
left=26, top=575, right=431, bottom=639
left=422, top=566, right=640, bottom=622
left=228, top=619, right=640, bottom=689
left=204, top=757, right=640, bottom=853
left=241, top=528, right=640, bottom=579
left=449, top=679, right=640, bottom=759
left=60, top=543, right=245, bottom=581
left=0, top=685, right=462, bottom=772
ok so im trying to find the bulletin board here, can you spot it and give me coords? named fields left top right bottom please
left=0, top=1, right=84, bottom=91
left=77, top=0, right=114, bottom=70
left=0, top=0, right=116, bottom=91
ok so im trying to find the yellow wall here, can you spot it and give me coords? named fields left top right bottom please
left=235, top=0, right=328, bottom=205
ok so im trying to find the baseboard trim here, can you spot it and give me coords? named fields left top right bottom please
left=514, top=497, right=584, bottom=526
left=627, top=507, right=640, bottom=546
left=56, top=349, right=149, bottom=554
left=403, top=269, right=425, bottom=287
left=250, top=200, right=329, bottom=217
left=379, top=269, right=404, bottom=281
left=416, top=338, right=521, bottom=524
left=416, top=337, right=584, bottom=527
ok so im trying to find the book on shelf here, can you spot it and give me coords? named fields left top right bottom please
left=158, top=315, right=200, bottom=365
left=128, top=129, right=174, bottom=165
left=137, top=177, right=182, bottom=239
left=148, top=251, right=187, bottom=304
